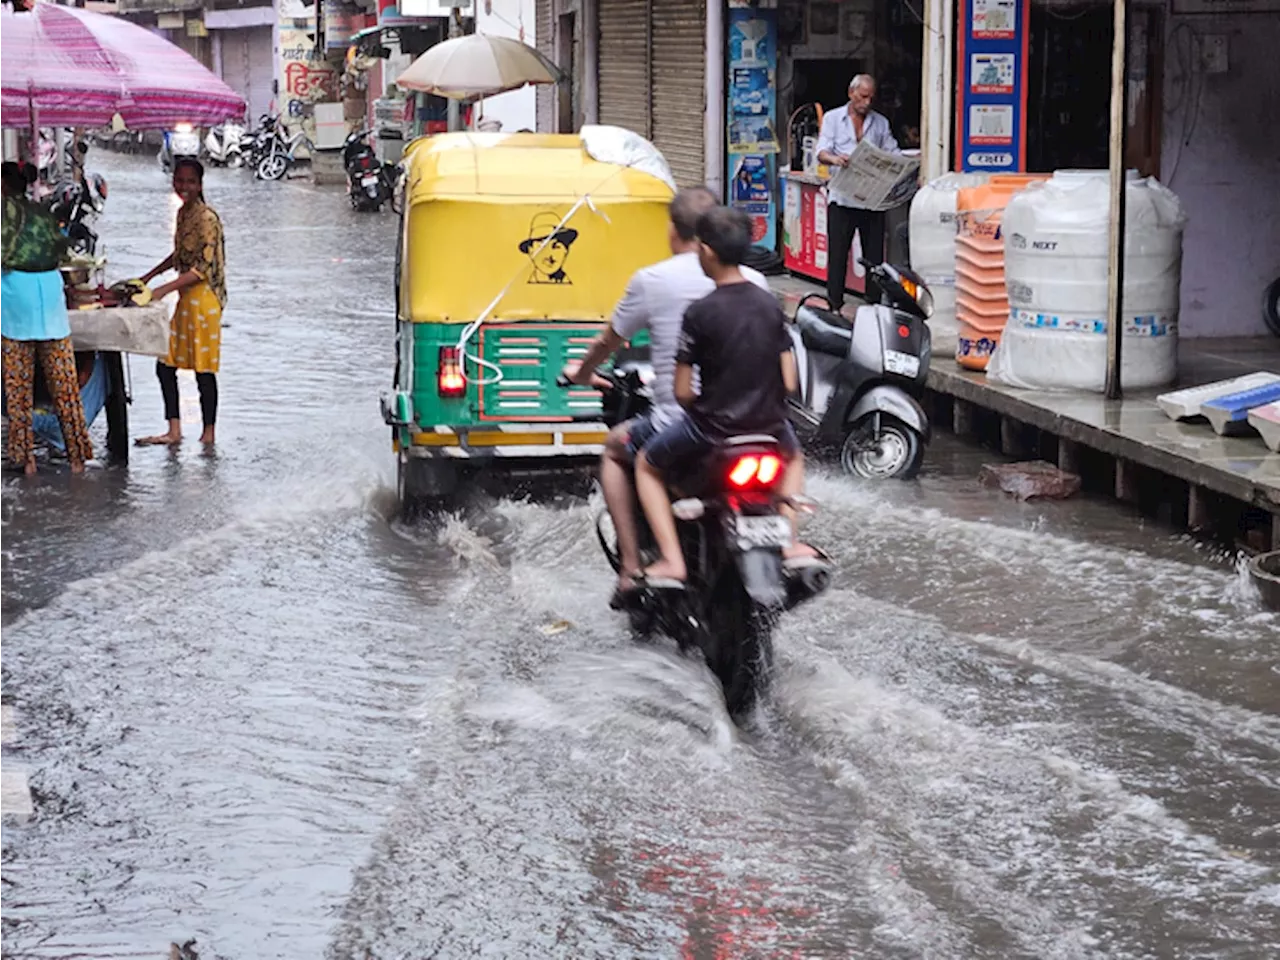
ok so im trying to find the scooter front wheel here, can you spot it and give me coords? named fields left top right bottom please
left=840, top=415, right=924, bottom=480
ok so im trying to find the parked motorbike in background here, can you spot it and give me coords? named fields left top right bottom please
left=787, top=260, right=934, bottom=479
left=238, top=115, right=277, bottom=172
left=342, top=129, right=394, bottom=211
left=557, top=366, right=833, bottom=721
left=256, top=123, right=313, bottom=181
left=48, top=142, right=108, bottom=255
left=204, top=121, right=245, bottom=168
left=159, top=124, right=201, bottom=173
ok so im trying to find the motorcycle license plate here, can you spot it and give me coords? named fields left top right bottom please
left=361, top=175, right=378, bottom=186
left=732, top=515, right=791, bottom=549
left=884, top=349, right=920, bottom=377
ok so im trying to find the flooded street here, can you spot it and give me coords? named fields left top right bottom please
left=3, top=153, right=1279, bottom=959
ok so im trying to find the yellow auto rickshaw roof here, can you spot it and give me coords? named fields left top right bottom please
left=402, top=132, right=675, bottom=204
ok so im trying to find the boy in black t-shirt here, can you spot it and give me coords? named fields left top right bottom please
left=634, top=206, right=819, bottom=586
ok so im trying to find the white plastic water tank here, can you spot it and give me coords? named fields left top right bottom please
left=909, top=172, right=989, bottom=326
left=990, top=170, right=1186, bottom=391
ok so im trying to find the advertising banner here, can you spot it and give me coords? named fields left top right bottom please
left=727, top=1, right=778, bottom=250
left=956, top=0, right=1030, bottom=173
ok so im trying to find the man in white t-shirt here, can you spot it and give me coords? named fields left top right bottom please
left=564, top=187, right=768, bottom=600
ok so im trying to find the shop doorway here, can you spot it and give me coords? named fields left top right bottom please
left=1026, top=3, right=1162, bottom=176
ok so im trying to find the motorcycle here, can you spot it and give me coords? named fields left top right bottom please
left=787, top=260, right=934, bottom=480
left=238, top=115, right=276, bottom=172
left=204, top=121, right=245, bottom=168
left=256, top=125, right=313, bottom=181
left=342, top=129, right=395, bottom=211
left=558, top=366, right=834, bottom=720
left=48, top=142, right=108, bottom=256
left=159, top=123, right=201, bottom=173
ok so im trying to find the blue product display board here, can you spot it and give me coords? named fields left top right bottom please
left=727, top=2, right=778, bottom=250
left=956, top=0, right=1030, bottom=173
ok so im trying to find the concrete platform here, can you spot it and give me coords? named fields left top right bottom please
left=768, top=273, right=1280, bottom=544
left=924, top=329, right=1280, bottom=512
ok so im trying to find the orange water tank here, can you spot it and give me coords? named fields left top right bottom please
left=953, top=174, right=1049, bottom=370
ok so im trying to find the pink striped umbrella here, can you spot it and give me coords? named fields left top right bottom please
left=1, top=2, right=246, bottom=130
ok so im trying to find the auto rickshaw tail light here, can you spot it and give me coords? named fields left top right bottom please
left=437, top=347, right=466, bottom=398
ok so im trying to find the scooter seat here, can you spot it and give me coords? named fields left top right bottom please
left=796, top=305, right=852, bottom=357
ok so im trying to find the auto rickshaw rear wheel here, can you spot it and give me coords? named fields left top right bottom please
left=397, top=453, right=460, bottom=518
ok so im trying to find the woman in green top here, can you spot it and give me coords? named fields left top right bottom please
left=1, top=162, right=93, bottom=474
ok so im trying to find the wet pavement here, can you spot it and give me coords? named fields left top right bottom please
left=2, top=153, right=1279, bottom=959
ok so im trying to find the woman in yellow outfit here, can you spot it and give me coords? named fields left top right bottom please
left=136, top=158, right=227, bottom=446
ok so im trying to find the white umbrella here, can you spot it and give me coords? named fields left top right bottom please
left=396, top=34, right=560, bottom=101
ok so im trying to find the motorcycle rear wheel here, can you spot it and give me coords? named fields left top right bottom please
left=704, top=569, right=774, bottom=720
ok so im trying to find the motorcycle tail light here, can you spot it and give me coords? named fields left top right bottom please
left=437, top=346, right=466, bottom=398
left=756, top=454, right=782, bottom=485
left=728, top=456, right=759, bottom=488
left=727, top=454, right=783, bottom=489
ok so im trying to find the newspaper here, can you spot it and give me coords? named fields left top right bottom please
left=827, top=141, right=920, bottom=211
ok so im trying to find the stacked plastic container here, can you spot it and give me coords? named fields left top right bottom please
left=953, top=175, right=1047, bottom=370
left=908, top=172, right=989, bottom=330
left=989, top=170, right=1186, bottom=391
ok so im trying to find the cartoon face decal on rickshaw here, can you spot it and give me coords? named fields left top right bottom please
left=519, top=212, right=578, bottom=284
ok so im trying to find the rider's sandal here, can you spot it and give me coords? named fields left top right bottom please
left=632, top=574, right=686, bottom=591
left=782, top=547, right=833, bottom=574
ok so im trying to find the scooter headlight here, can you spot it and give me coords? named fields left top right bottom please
left=913, top=281, right=934, bottom=319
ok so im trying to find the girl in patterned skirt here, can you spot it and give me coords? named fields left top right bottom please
left=137, top=158, right=226, bottom=446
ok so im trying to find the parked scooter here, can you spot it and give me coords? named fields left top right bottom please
left=557, top=366, right=834, bottom=721
left=787, top=260, right=934, bottom=479
left=159, top=123, right=202, bottom=173
left=342, top=129, right=394, bottom=211
left=204, top=121, right=245, bottom=168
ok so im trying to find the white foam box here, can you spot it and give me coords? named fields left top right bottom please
left=1156, top=372, right=1280, bottom=421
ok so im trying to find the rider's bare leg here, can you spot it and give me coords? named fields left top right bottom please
left=635, top=450, right=687, bottom=582
left=779, top=452, right=819, bottom=560
left=601, top=425, right=641, bottom=589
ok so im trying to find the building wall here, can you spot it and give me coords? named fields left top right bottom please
left=1160, top=9, right=1280, bottom=338
left=476, top=0, right=537, bottom=132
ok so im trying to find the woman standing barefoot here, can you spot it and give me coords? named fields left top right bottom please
left=136, top=158, right=226, bottom=446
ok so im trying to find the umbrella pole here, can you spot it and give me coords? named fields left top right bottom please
left=28, top=97, right=39, bottom=169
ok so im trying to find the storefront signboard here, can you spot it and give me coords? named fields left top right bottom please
left=727, top=1, right=779, bottom=249
left=956, top=0, right=1029, bottom=172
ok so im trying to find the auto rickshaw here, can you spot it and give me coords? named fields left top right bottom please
left=382, top=126, right=676, bottom=508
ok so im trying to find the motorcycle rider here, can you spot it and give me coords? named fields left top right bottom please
left=635, top=206, right=820, bottom=586
left=562, top=187, right=770, bottom=600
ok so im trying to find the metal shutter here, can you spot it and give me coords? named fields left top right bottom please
left=536, top=0, right=555, bottom=132
left=246, top=27, right=274, bottom=123
left=650, top=0, right=705, bottom=187
left=597, top=0, right=651, bottom=139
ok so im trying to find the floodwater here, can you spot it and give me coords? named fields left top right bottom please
left=2, top=153, right=1278, bottom=959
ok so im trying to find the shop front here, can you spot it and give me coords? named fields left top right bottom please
left=939, top=0, right=1279, bottom=339
left=768, top=0, right=923, bottom=292
left=205, top=4, right=275, bottom=124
